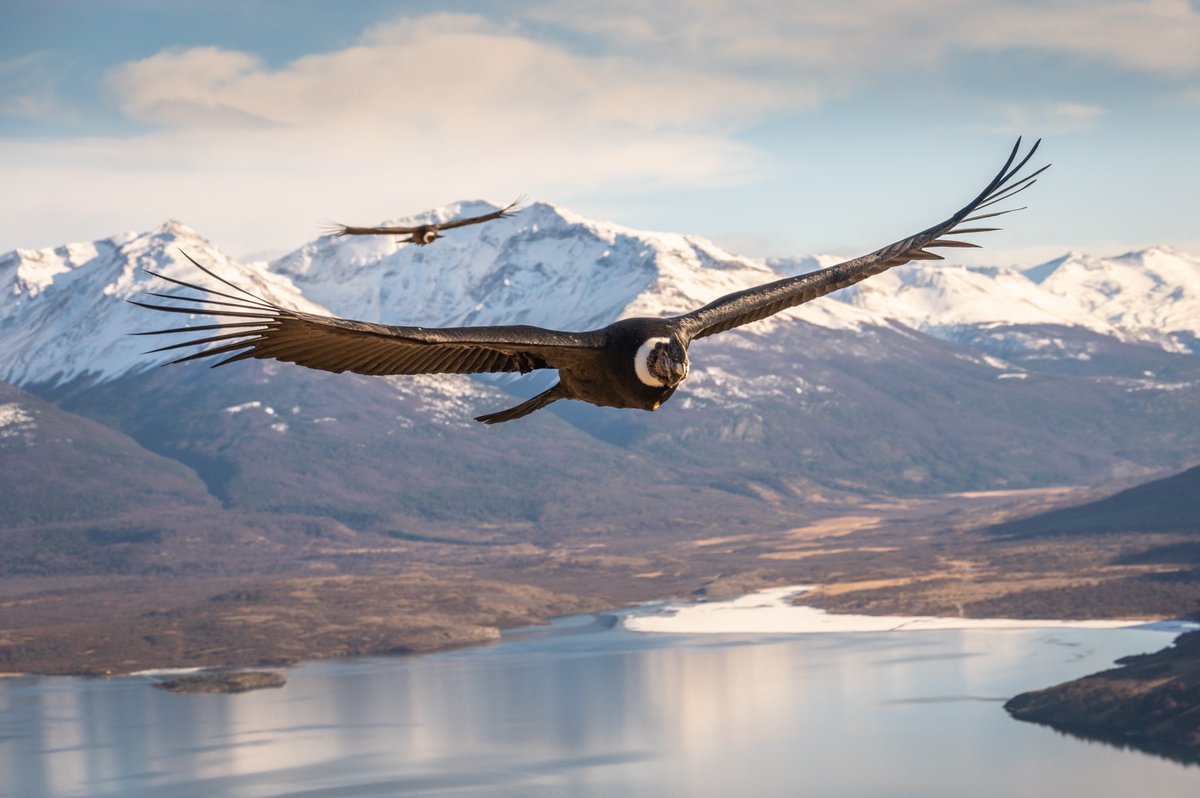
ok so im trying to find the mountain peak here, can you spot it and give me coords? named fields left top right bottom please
left=1020, top=253, right=1073, bottom=285
left=2, top=208, right=1198, bottom=391
left=0, top=224, right=318, bottom=388
left=158, top=219, right=198, bottom=237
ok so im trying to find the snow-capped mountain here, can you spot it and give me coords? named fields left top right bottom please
left=3, top=201, right=1197, bottom=393
left=2, top=203, right=1200, bottom=543
left=0, top=221, right=321, bottom=387
left=271, top=200, right=872, bottom=334
left=830, top=246, right=1200, bottom=353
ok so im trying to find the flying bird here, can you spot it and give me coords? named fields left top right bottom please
left=325, top=198, right=524, bottom=245
left=134, top=139, right=1047, bottom=425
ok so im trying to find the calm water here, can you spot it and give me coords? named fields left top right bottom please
left=1, top=611, right=1197, bottom=797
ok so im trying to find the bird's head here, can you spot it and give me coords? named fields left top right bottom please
left=635, top=336, right=689, bottom=389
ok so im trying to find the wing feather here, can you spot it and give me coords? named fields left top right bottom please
left=326, top=222, right=419, bottom=237
left=435, top=197, right=524, bottom=231
left=676, top=138, right=1049, bottom=340
left=134, top=252, right=604, bottom=377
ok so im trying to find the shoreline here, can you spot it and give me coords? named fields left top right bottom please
left=5, top=583, right=1194, bottom=680
left=1005, top=628, right=1200, bottom=763
left=622, top=585, right=1197, bottom=636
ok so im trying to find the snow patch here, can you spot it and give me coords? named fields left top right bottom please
left=387, top=373, right=498, bottom=427
left=624, top=586, right=1184, bottom=635
left=0, top=403, right=36, bottom=438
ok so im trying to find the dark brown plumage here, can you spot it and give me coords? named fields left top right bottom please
left=134, top=139, right=1048, bottom=424
left=326, top=199, right=523, bottom=245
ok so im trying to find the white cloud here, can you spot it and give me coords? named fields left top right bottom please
left=3, top=4, right=1198, bottom=258
left=105, top=13, right=789, bottom=133
left=531, top=0, right=1200, bottom=76
left=2, top=13, right=783, bottom=255
left=107, top=46, right=278, bottom=129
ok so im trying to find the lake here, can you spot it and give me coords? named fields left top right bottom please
left=1, top=593, right=1197, bottom=797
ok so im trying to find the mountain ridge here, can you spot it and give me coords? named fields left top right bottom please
left=2, top=205, right=1199, bottom=521
left=3, top=203, right=1197, bottom=394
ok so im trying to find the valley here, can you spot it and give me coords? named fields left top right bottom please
left=2, top=479, right=1197, bottom=677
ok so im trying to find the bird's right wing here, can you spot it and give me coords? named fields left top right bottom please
left=675, top=138, right=1048, bottom=341
left=324, top=221, right=419, bottom=237
left=436, top=197, right=524, bottom=231
left=132, top=254, right=605, bottom=376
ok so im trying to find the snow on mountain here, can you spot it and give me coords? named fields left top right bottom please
left=1029, top=247, right=1200, bottom=352
left=290, top=198, right=1192, bottom=355
left=272, top=200, right=874, bottom=335
left=0, top=221, right=321, bottom=387
left=830, top=246, right=1200, bottom=353
left=3, top=203, right=1197, bottom=394
left=0, top=401, right=36, bottom=440
left=836, top=262, right=1102, bottom=332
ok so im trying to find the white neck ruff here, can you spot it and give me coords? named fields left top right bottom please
left=634, top=337, right=671, bottom=387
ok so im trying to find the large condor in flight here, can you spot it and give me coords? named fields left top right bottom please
left=135, top=139, right=1047, bottom=425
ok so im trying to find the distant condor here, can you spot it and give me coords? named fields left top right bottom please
left=134, top=139, right=1047, bottom=424
left=326, top=198, right=523, bottom=245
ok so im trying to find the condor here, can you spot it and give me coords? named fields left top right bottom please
left=326, top=198, right=523, bottom=246
left=134, top=140, right=1047, bottom=425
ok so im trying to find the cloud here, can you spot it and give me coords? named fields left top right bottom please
left=2, top=13, right=785, bottom=255
left=531, top=0, right=1200, bottom=77
left=106, top=47, right=279, bottom=129
left=105, top=14, right=791, bottom=133
left=4, top=4, right=1198, bottom=258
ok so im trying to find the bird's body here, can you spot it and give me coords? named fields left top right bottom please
left=135, top=140, right=1047, bottom=424
left=329, top=199, right=523, bottom=245
left=559, top=319, right=684, bottom=410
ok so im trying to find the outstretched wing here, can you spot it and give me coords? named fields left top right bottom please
left=325, top=221, right=420, bottom=237
left=675, top=138, right=1049, bottom=340
left=435, top=197, right=524, bottom=232
left=324, top=198, right=524, bottom=238
left=131, top=253, right=604, bottom=377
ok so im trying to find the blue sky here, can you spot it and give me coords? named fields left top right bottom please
left=2, top=0, right=1198, bottom=264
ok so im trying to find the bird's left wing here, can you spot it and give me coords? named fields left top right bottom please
left=435, top=197, right=525, bottom=232
left=131, top=253, right=605, bottom=376
left=675, top=138, right=1048, bottom=341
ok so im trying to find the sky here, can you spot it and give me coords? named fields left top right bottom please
left=2, top=0, right=1198, bottom=265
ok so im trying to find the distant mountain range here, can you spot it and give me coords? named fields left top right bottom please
left=2, top=201, right=1198, bottom=572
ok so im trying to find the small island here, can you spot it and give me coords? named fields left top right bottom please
left=1005, top=630, right=1200, bottom=762
left=155, top=671, right=287, bottom=694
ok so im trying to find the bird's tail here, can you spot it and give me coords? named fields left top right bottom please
left=475, top=384, right=563, bottom=425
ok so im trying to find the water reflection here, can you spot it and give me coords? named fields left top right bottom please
left=1, top=621, right=1195, bottom=797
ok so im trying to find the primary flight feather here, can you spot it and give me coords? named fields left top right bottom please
left=134, top=139, right=1048, bottom=425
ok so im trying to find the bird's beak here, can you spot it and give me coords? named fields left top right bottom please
left=669, top=360, right=689, bottom=386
